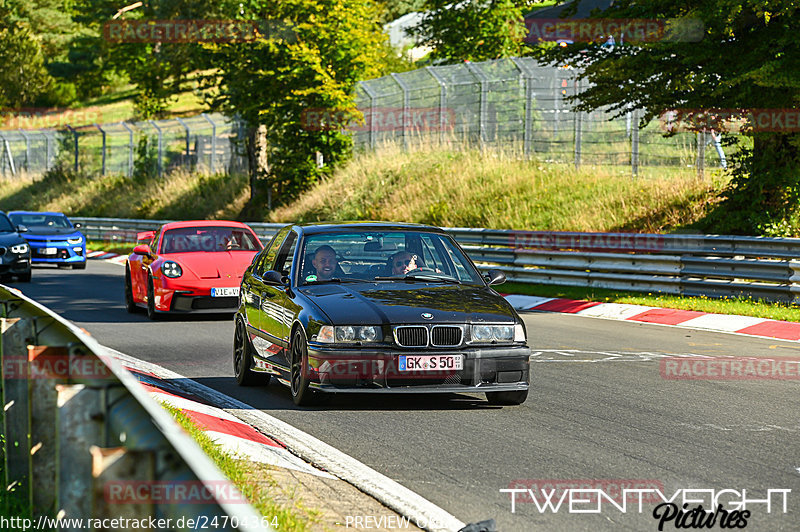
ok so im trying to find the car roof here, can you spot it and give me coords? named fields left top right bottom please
left=160, top=220, right=254, bottom=230
left=8, top=210, right=68, bottom=216
left=292, top=221, right=447, bottom=236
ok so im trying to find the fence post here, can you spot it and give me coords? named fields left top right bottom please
left=65, top=125, right=79, bottom=172
left=202, top=113, right=216, bottom=172
left=18, top=129, right=30, bottom=172
left=176, top=117, right=191, bottom=163
left=148, top=120, right=163, bottom=177
left=358, top=81, right=377, bottom=149
left=465, top=62, right=488, bottom=146
left=94, top=124, right=106, bottom=176
left=696, top=131, right=706, bottom=178
left=390, top=74, right=409, bottom=150
left=631, top=108, right=640, bottom=177
left=511, top=58, right=534, bottom=158
left=121, top=122, right=134, bottom=177
left=45, top=131, right=52, bottom=172
left=426, top=67, right=448, bottom=145
left=1, top=317, right=34, bottom=510
left=573, top=79, right=582, bottom=169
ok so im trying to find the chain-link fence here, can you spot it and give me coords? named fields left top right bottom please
left=0, top=113, right=247, bottom=178
left=355, top=57, right=731, bottom=174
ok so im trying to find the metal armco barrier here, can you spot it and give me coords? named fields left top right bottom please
left=0, top=285, right=268, bottom=531
left=73, top=217, right=800, bottom=303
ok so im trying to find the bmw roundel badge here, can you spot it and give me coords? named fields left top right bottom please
left=421, top=312, right=434, bottom=320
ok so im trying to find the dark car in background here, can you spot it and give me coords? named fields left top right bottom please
left=0, top=211, right=32, bottom=282
left=8, top=211, right=86, bottom=269
left=233, top=222, right=531, bottom=406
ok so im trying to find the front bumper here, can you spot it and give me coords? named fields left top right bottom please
left=0, top=253, right=31, bottom=275
left=29, top=242, right=85, bottom=264
left=304, top=344, right=531, bottom=393
left=153, top=279, right=241, bottom=314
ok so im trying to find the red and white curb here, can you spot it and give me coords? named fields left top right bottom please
left=87, top=249, right=127, bottom=265
left=506, top=294, right=800, bottom=342
left=105, top=347, right=465, bottom=532
left=108, top=349, right=334, bottom=478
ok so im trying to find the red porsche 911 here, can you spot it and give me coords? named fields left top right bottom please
left=125, top=220, right=264, bottom=319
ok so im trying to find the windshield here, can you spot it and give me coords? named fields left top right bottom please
left=0, top=214, right=15, bottom=233
left=298, top=230, right=484, bottom=285
left=9, top=213, right=72, bottom=228
left=160, top=226, right=261, bottom=254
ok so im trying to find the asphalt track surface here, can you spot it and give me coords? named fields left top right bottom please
left=10, top=262, right=800, bottom=531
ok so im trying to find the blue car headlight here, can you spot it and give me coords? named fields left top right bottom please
left=162, top=261, right=183, bottom=278
left=67, top=236, right=83, bottom=245
left=10, top=243, right=29, bottom=254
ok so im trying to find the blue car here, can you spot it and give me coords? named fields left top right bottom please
left=8, top=211, right=87, bottom=269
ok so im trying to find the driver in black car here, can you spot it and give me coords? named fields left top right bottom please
left=311, top=245, right=340, bottom=280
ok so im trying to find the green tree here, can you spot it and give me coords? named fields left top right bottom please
left=209, top=0, right=393, bottom=209
left=412, top=0, right=533, bottom=62
left=534, top=0, right=800, bottom=235
left=0, top=3, right=54, bottom=109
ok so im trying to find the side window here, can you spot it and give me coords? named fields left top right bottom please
left=274, top=232, right=298, bottom=277
left=151, top=229, right=162, bottom=252
left=257, top=226, right=291, bottom=275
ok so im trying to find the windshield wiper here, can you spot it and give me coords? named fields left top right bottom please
left=304, top=277, right=372, bottom=285
left=374, top=273, right=461, bottom=284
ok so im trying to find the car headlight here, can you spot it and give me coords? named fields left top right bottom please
left=162, top=261, right=182, bottom=278
left=471, top=324, right=521, bottom=343
left=67, top=236, right=83, bottom=245
left=316, top=325, right=381, bottom=343
left=10, top=243, right=28, bottom=254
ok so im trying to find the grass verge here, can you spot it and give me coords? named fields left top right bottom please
left=87, top=240, right=136, bottom=256
left=162, top=404, right=319, bottom=531
left=503, top=282, right=800, bottom=323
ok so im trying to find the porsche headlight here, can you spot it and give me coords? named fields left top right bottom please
left=10, top=243, right=28, bottom=254
left=162, top=261, right=182, bottom=278
left=471, top=323, right=521, bottom=343
left=317, top=325, right=381, bottom=343
left=67, top=236, right=83, bottom=245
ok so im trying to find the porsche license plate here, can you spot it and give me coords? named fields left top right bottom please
left=211, top=287, right=239, bottom=297
left=399, top=354, right=463, bottom=371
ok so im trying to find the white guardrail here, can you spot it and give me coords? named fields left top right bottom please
left=73, top=217, right=800, bottom=303
left=0, top=285, right=269, bottom=530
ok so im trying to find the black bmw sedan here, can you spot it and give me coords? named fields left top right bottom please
left=233, top=222, right=530, bottom=406
left=0, top=211, right=32, bottom=282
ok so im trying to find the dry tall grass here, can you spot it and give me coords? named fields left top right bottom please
left=270, top=144, right=722, bottom=233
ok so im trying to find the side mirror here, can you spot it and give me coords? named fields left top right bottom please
left=73, top=222, right=82, bottom=229
left=16, top=225, right=27, bottom=233
left=263, top=270, right=287, bottom=286
left=486, top=268, right=506, bottom=286
left=133, top=244, right=152, bottom=256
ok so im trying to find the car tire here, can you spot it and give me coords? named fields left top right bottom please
left=290, top=328, right=321, bottom=406
left=146, top=276, right=160, bottom=320
left=234, top=319, right=270, bottom=386
left=72, top=262, right=86, bottom=270
left=124, top=266, right=137, bottom=314
left=486, top=389, right=528, bottom=406
left=17, top=269, right=32, bottom=283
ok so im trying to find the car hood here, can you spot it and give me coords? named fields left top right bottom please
left=166, top=251, right=256, bottom=279
left=23, top=227, right=81, bottom=238
left=298, top=282, right=517, bottom=324
left=0, top=232, right=27, bottom=246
